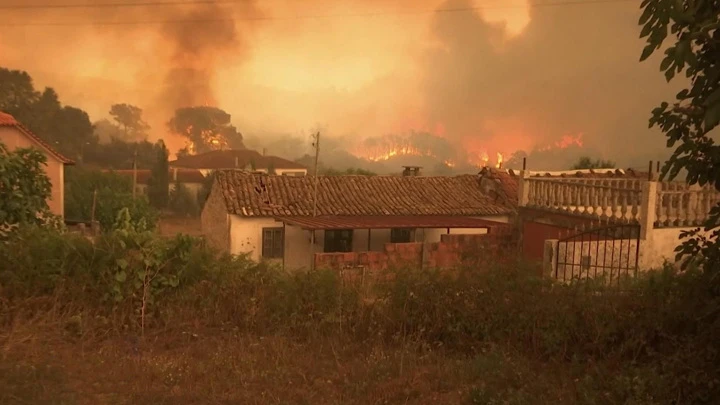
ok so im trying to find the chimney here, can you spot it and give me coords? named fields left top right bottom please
left=402, top=166, right=422, bottom=177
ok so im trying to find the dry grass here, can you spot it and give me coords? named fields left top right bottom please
left=0, top=326, right=474, bottom=404
left=0, top=314, right=586, bottom=405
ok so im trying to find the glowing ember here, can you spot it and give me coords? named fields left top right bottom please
left=495, top=152, right=504, bottom=169
left=444, top=159, right=456, bottom=168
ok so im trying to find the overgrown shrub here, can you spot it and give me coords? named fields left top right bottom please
left=64, top=166, right=157, bottom=230
left=1, top=210, right=205, bottom=332
left=0, top=143, right=56, bottom=228
left=2, top=225, right=719, bottom=403
left=168, top=181, right=200, bottom=217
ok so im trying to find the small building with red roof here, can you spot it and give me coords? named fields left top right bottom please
left=0, top=111, right=74, bottom=218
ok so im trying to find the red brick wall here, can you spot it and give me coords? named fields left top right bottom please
left=314, top=226, right=515, bottom=273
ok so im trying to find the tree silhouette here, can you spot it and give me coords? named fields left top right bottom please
left=109, top=103, right=150, bottom=141
left=571, top=156, right=616, bottom=170
left=167, top=106, right=244, bottom=154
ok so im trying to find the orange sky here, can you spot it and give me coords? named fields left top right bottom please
left=0, top=0, right=678, bottom=166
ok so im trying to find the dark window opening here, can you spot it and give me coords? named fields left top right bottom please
left=262, top=227, right=284, bottom=259
left=390, top=228, right=414, bottom=243
left=324, top=229, right=353, bottom=253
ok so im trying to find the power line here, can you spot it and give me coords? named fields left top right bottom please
left=0, top=0, right=635, bottom=10
left=0, top=0, right=249, bottom=10
left=2, top=0, right=636, bottom=27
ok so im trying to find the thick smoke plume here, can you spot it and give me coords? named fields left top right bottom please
left=159, top=3, right=251, bottom=111
left=0, top=0, right=681, bottom=168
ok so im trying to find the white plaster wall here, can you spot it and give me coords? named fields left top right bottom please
left=229, top=216, right=286, bottom=262
left=640, top=227, right=714, bottom=270
left=283, top=224, right=314, bottom=270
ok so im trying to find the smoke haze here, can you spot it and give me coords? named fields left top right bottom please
left=0, top=0, right=680, bottom=168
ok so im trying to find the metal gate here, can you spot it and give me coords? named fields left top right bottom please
left=554, top=223, right=641, bottom=285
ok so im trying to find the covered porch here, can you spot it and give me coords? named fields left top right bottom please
left=274, top=215, right=508, bottom=270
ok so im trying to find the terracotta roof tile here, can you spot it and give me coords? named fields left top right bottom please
left=478, top=167, right=519, bottom=208
left=107, top=168, right=206, bottom=185
left=0, top=111, right=74, bottom=164
left=215, top=170, right=511, bottom=217
left=169, top=149, right=306, bottom=171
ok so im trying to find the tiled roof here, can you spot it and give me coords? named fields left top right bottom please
left=169, top=149, right=306, bottom=171
left=106, top=168, right=206, bottom=185
left=478, top=167, right=519, bottom=208
left=0, top=111, right=74, bottom=164
left=214, top=170, right=511, bottom=217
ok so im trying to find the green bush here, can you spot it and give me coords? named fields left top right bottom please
left=168, top=181, right=200, bottom=217
left=0, top=212, right=206, bottom=331
left=64, top=166, right=157, bottom=230
left=0, top=143, right=54, bottom=227
left=2, top=226, right=719, bottom=403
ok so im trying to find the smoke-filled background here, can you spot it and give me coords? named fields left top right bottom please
left=0, top=0, right=680, bottom=172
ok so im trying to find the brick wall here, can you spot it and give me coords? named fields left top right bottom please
left=314, top=226, right=516, bottom=274
left=200, top=183, right=230, bottom=252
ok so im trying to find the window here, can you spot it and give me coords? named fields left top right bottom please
left=324, top=229, right=353, bottom=253
left=391, top=228, right=414, bottom=243
left=262, top=227, right=284, bottom=259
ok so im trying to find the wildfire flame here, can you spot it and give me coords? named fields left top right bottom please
left=365, top=145, right=429, bottom=162
left=496, top=152, right=504, bottom=169
left=350, top=131, right=585, bottom=170
left=182, top=125, right=230, bottom=155
left=536, top=133, right=584, bottom=152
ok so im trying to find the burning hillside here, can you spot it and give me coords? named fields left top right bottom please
left=349, top=131, right=588, bottom=172
left=351, top=131, right=507, bottom=170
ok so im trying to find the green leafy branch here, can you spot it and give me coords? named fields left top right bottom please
left=639, top=0, right=720, bottom=269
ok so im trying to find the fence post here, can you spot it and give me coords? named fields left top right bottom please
left=639, top=180, right=658, bottom=240
left=543, top=239, right=558, bottom=278
left=517, top=170, right=530, bottom=207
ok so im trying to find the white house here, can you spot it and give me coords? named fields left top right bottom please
left=169, top=149, right=308, bottom=177
left=201, top=169, right=513, bottom=270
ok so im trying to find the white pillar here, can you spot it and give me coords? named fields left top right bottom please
left=543, top=239, right=558, bottom=277
left=639, top=181, right=658, bottom=240
left=517, top=170, right=530, bottom=207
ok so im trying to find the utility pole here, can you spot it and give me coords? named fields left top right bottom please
left=312, top=131, right=320, bottom=216
left=132, top=147, right=138, bottom=200
left=310, top=131, right=320, bottom=269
